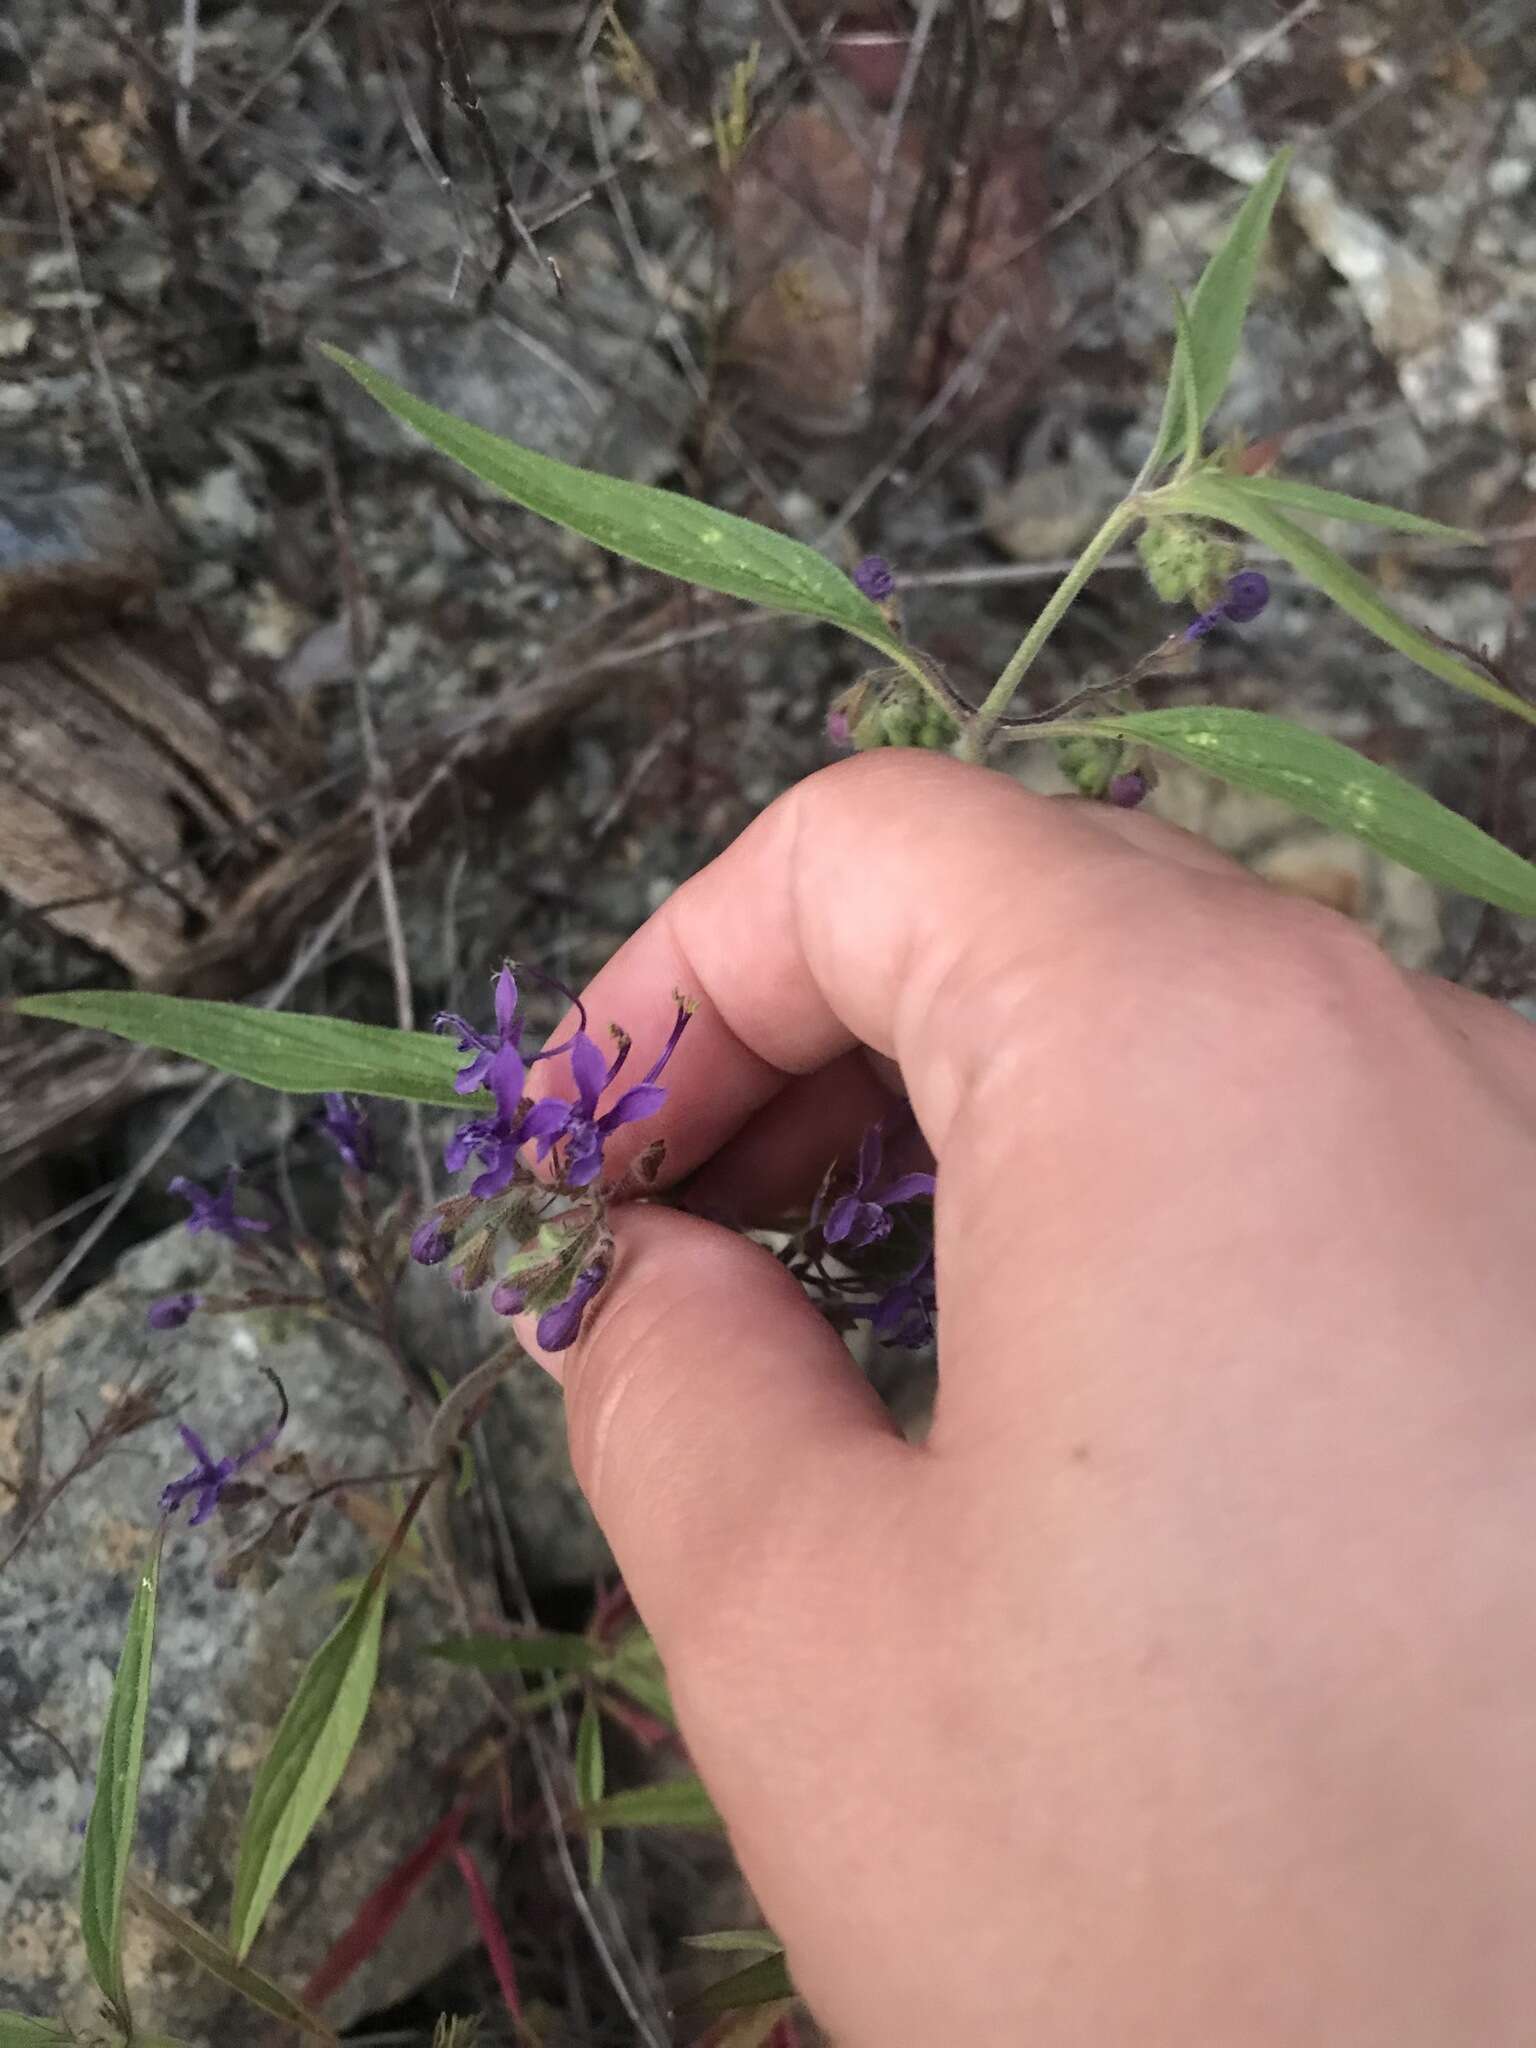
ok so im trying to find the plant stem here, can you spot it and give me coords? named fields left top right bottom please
left=960, top=501, right=1138, bottom=760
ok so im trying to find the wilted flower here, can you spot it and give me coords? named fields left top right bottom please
left=169, top=1168, right=270, bottom=1242
left=147, top=1291, right=202, bottom=1331
left=524, top=1003, right=692, bottom=1189
left=160, top=1372, right=288, bottom=1526
left=1185, top=569, right=1270, bottom=641
left=852, top=555, right=896, bottom=602
left=536, top=1263, right=607, bottom=1352
left=318, top=1093, right=374, bottom=1173
left=820, top=1121, right=935, bottom=1251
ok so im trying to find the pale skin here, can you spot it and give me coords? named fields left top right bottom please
left=521, top=750, right=1536, bottom=2045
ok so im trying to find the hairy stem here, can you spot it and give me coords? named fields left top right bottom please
left=960, top=502, right=1138, bottom=760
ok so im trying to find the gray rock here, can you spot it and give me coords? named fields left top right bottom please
left=314, top=198, right=686, bottom=497
left=0, top=475, right=160, bottom=654
left=0, top=1226, right=483, bottom=2044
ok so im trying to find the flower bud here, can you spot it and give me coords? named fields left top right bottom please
left=410, top=1217, right=454, bottom=1266
left=1106, top=769, right=1150, bottom=809
left=1054, top=734, right=1118, bottom=798
left=490, top=1278, right=528, bottom=1316
left=852, top=554, right=896, bottom=602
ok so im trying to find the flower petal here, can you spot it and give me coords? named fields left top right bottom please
left=567, top=1032, right=609, bottom=1115
left=596, top=1083, right=667, bottom=1134
left=878, top=1171, right=936, bottom=1208
left=822, top=1195, right=861, bottom=1245
left=493, top=965, right=520, bottom=1039
left=518, top=1097, right=572, bottom=1145
left=176, top=1422, right=216, bottom=1469
left=485, top=1042, right=528, bottom=1123
left=562, top=1132, right=606, bottom=1187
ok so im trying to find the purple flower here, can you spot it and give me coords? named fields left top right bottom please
left=1106, top=769, right=1149, bottom=809
left=1184, top=569, right=1270, bottom=641
left=820, top=1122, right=935, bottom=1252
left=318, top=1093, right=374, bottom=1174
left=853, top=555, right=896, bottom=602
left=435, top=964, right=528, bottom=1099
left=438, top=965, right=595, bottom=1199
left=160, top=1374, right=287, bottom=1526
left=868, top=1249, right=936, bottom=1349
left=535, top=1263, right=607, bottom=1352
left=525, top=1004, right=691, bottom=1190
left=443, top=1046, right=542, bottom=1200
left=410, top=1216, right=454, bottom=1265
left=168, top=1169, right=270, bottom=1242
left=147, top=1291, right=202, bottom=1331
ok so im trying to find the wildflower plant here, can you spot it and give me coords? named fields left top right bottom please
left=10, top=148, right=1536, bottom=2044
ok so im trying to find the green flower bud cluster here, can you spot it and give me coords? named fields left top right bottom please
left=1137, top=517, right=1241, bottom=607
left=835, top=669, right=958, bottom=754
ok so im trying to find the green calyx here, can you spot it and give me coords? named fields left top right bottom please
left=851, top=674, right=958, bottom=753
left=1136, top=517, right=1239, bottom=606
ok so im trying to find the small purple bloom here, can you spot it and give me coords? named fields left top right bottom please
left=160, top=1373, right=288, bottom=1526
left=147, top=1291, right=202, bottom=1331
left=318, top=1093, right=374, bottom=1174
left=169, top=1168, right=269, bottom=1242
left=1106, top=770, right=1149, bottom=809
left=821, top=1122, right=935, bottom=1252
left=1184, top=568, right=1271, bottom=641
left=852, top=555, right=896, bottom=603
left=527, top=1003, right=692, bottom=1190
left=438, top=964, right=594, bottom=1199
left=869, top=1249, right=936, bottom=1349
left=826, top=706, right=852, bottom=747
left=535, top=1264, right=606, bottom=1352
left=410, top=1216, right=454, bottom=1265
left=435, top=964, right=527, bottom=1099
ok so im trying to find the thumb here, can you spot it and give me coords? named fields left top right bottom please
left=522, top=1203, right=910, bottom=1656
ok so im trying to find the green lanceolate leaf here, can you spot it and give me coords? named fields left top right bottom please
left=229, top=1561, right=390, bottom=1959
left=426, top=1632, right=603, bottom=1675
left=0, top=2018, right=72, bottom=2045
left=575, top=1695, right=606, bottom=1887
left=578, top=1773, right=722, bottom=1831
left=1149, top=149, right=1291, bottom=471
left=1212, top=471, right=1475, bottom=542
left=599, top=1625, right=675, bottom=1728
left=12, top=991, right=467, bottom=1108
left=1171, top=291, right=1203, bottom=474
left=1166, top=471, right=1535, bottom=728
left=317, top=347, right=905, bottom=663
left=681, top=1930, right=787, bottom=1955
left=80, top=1526, right=164, bottom=2033
left=126, top=1876, right=338, bottom=2042
left=1065, top=706, right=1536, bottom=914
left=687, top=1951, right=795, bottom=2016
left=709, top=2006, right=798, bottom=2048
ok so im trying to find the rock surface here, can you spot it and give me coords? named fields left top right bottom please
left=0, top=1227, right=484, bottom=2044
left=0, top=475, right=159, bottom=653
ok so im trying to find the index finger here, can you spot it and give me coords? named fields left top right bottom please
left=532, top=750, right=1238, bottom=1186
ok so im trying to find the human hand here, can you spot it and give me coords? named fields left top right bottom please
left=525, top=751, right=1536, bottom=2045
